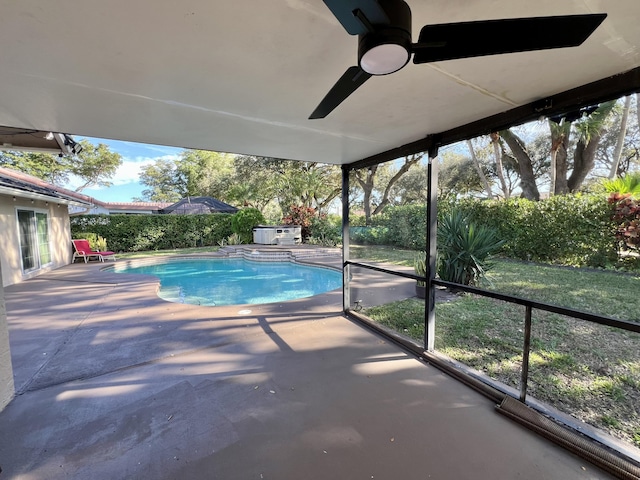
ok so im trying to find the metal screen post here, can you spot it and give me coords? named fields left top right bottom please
left=342, top=165, right=351, bottom=313
left=424, top=150, right=438, bottom=351
left=520, top=305, right=533, bottom=402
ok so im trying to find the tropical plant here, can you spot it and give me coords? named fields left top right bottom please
left=225, top=233, right=244, bottom=245
left=71, top=232, right=107, bottom=251
left=231, top=208, right=265, bottom=244
left=609, top=193, right=640, bottom=251
left=414, top=252, right=427, bottom=287
left=282, top=205, right=317, bottom=240
left=436, top=209, right=504, bottom=286
left=602, top=172, right=640, bottom=197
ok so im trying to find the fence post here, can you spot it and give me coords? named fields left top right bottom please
left=520, top=305, right=533, bottom=402
left=342, top=165, right=351, bottom=313
left=425, top=149, right=438, bottom=351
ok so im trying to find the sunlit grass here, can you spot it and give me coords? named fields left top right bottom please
left=362, top=254, right=640, bottom=448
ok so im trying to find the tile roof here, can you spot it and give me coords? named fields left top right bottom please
left=161, top=196, right=238, bottom=214
left=0, top=166, right=93, bottom=206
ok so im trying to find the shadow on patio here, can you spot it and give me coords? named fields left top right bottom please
left=0, top=260, right=616, bottom=479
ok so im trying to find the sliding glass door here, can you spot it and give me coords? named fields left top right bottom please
left=17, top=209, right=51, bottom=273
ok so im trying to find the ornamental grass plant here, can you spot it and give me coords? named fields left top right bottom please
left=436, top=209, right=504, bottom=286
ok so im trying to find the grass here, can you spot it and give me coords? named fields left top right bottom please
left=350, top=245, right=416, bottom=267
left=357, top=245, right=640, bottom=448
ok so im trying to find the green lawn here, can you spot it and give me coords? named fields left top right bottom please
left=358, top=246, right=640, bottom=448
left=349, top=244, right=417, bottom=266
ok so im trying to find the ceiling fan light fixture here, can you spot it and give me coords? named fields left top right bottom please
left=360, top=43, right=409, bottom=75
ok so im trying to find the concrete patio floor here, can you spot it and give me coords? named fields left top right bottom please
left=0, top=255, right=616, bottom=479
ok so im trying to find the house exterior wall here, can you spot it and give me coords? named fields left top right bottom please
left=0, top=262, right=14, bottom=410
left=0, top=193, right=73, bottom=287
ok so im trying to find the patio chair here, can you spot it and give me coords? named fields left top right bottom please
left=72, top=239, right=116, bottom=263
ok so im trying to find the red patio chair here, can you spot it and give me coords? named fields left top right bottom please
left=72, top=239, right=116, bottom=263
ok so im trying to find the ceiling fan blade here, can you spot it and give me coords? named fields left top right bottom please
left=413, top=14, right=607, bottom=64
left=309, top=66, right=372, bottom=119
left=322, top=0, right=390, bottom=35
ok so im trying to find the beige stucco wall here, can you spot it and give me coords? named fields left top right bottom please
left=0, top=261, right=15, bottom=410
left=0, top=193, right=73, bottom=287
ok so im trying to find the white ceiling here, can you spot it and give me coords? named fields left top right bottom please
left=1, top=1, right=639, bottom=165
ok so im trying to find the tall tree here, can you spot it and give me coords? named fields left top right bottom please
left=228, top=156, right=284, bottom=211
left=0, top=139, right=122, bottom=191
left=466, top=139, right=493, bottom=198
left=352, top=153, right=423, bottom=224
left=177, top=150, right=235, bottom=200
left=567, top=100, right=616, bottom=191
left=438, top=152, right=486, bottom=198
left=499, top=129, right=541, bottom=200
left=608, top=95, right=633, bottom=179
left=0, top=151, right=67, bottom=184
left=489, top=132, right=509, bottom=199
left=138, top=158, right=183, bottom=202
left=548, top=119, right=571, bottom=195
left=281, top=162, right=341, bottom=213
left=71, top=140, right=123, bottom=192
left=392, top=164, right=428, bottom=205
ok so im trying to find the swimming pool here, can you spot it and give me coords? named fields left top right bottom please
left=109, top=257, right=342, bottom=306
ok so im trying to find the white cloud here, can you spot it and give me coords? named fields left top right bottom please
left=63, top=154, right=180, bottom=191
left=110, top=154, right=179, bottom=186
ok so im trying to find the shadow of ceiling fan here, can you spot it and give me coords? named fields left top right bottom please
left=309, top=0, right=607, bottom=119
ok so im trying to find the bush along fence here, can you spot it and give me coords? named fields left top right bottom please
left=350, top=194, right=620, bottom=268
left=70, top=214, right=233, bottom=252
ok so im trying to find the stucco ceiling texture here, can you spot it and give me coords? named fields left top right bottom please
left=0, top=1, right=639, bottom=164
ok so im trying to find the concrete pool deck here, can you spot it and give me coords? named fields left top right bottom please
left=0, top=249, right=616, bottom=479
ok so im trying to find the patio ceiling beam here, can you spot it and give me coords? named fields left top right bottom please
left=347, top=66, right=640, bottom=171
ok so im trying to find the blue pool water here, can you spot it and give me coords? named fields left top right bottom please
left=110, top=258, right=342, bottom=306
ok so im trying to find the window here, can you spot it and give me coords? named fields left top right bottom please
left=17, top=209, right=51, bottom=273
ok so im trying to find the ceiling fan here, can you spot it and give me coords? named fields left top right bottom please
left=309, top=0, right=607, bottom=119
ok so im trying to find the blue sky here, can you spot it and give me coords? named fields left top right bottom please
left=65, top=137, right=184, bottom=203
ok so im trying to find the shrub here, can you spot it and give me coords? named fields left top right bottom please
left=72, top=232, right=107, bottom=251
left=440, top=195, right=617, bottom=268
left=609, top=193, right=640, bottom=251
left=349, top=226, right=390, bottom=245
left=307, top=215, right=341, bottom=246
left=231, top=208, right=265, bottom=243
left=436, top=209, right=504, bottom=286
left=379, top=205, right=427, bottom=250
left=282, top=205, right=316, bottom=240
left=71, top=214, right=234, bottom=252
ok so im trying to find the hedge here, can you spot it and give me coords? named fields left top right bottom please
left=70, top=214, right=233, bottom=252
left=349, top=195, right=619, bottom=268
left=72, top=194, right=619, bottom=267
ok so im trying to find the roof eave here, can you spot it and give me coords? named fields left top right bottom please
left=0, top=185, right=92, bottom=207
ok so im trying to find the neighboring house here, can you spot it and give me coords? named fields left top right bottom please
left=69, top=201, right=172, bottom=215
left=68, top=197, right=238, bottom=216
left=160, top=196, right=238, bottom=214
left=0, top=167, right=92, bottom=286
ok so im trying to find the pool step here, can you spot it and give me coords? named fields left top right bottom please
left=218, top=246, right=340, bottom=262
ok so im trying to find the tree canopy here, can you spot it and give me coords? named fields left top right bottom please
left=137, top=152, right=342, bottom=218
left=0, top=139, right=122, bottom=192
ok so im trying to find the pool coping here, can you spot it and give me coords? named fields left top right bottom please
left=100, top=249, right=344, bottom=307
left=101, top=246, right=343, bottom=273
